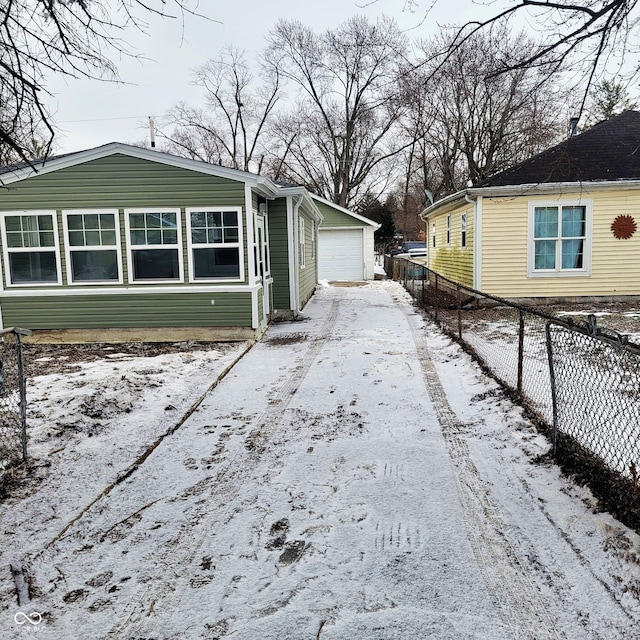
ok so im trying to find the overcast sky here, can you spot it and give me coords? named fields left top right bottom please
left=47, top=0, right=485, bottom=154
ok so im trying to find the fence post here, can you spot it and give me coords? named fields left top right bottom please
left=517, top=310, right=525, bottom=395
left=457, top=284, right=462, bottom=339
left=434, top=273, right=439, bottom=321
left=545, top=322, right=559, bottom=454
left=16, top=331, right=27, bottom=462
left=421, top=266, right=426, bottom=307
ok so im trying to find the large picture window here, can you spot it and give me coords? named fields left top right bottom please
left=186, top=208, right=243, bottom=281
left=63, top=210, right=121, bottom=283
left=2, top=212, right=60, bottom=285
left=529, top=201, right=591, bottom=276
left=125, top=209, right=182, bottom=282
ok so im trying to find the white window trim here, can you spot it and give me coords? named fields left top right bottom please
left=124, top=207, right=183, bottom=284
left=299, top=217, right=306, bottom=269
left=62, top=209, right=124, bottom=286
left=185, top=206, right=244, bottom=284
left=527, top=199, right=592, bottom=278
left=310, top=220, right=316, bottom=260
left=446, top=214, right=451, bottom=244
left=1, top=210, right=63, bottom=287
left=432, top=222, right=436, bottom=248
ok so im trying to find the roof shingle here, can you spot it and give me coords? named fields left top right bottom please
left=475, top=110, right=640, bottom=187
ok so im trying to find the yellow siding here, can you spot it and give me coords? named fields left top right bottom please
left=481, top=188, right=640, bottom=298
left=428, top=204, right=474, bottom=287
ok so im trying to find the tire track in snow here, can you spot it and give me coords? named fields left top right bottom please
left=403, top=307, right=563, bottom=640
left=108, top=294, right=343, bottom=638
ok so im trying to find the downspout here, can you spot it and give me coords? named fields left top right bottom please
left=465, top=192, right=482, bottom=291
left=291, top=194, right=304, bottom=314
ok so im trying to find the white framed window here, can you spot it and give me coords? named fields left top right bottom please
left=461, top=213, right=467, bottom=248
left=1, top=211, right=62, bottom=286
left=299, top=217, right=306, bottom=268
left=62, top=210, right=123, bottom=284
left=186, top=207, right=243, bottom=282
left=528, top=200, right=592, bottom=277
left=310, top=221, right=316, bottom=260
left=125, top=208, right=182, bottom=283
left=432, top=222, right=436, bottom=248
left=446, top=215, right=451, bottom=244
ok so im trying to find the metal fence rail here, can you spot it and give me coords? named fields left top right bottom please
left=0, top=328, right=30, bottom=483
left=388, top=256, right=640, bottom=529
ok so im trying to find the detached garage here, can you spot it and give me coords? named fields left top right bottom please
left=311, top=195, right=380, bottom=281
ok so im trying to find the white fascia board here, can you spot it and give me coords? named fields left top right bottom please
left=310, top=194, right=381, bottom=229
left=0, top=143, right=281, bottom=193
left=421, top=178, right=640, bottom=220
left=470, top=180, right=640, bottom=198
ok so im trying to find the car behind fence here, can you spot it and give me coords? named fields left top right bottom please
left=386, top=255, right=640, bottom=531
left=0, top=328, right=30, bottom=488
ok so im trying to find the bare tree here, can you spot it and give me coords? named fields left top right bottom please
left=436, top=0, right=640, bottom=110
left=264, top=16, right=413, bottom=209
left=0, top=0, right=209, bottom=165
left=161, top=47, right=281, bottom=173
left=411, top=27, right=566, bottom=195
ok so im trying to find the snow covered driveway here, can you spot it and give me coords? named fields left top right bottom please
left=3, top=281, right=640, bottom=639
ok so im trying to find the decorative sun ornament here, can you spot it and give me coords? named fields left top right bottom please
left=611, top=215, right=637, bottom=240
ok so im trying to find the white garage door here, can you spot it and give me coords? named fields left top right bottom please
left=318, top=229, right=364, bottom=281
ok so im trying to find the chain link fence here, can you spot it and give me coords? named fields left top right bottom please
left=0, top=328, right=30, bottom=486
left=387, top=256, right=640, bottom=529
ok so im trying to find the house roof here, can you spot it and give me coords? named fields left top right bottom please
left=0, top=142, right=283, bottom=198
left=310, top=194, right=381, bottom=229
left=476, top=110, right=640, bottom=187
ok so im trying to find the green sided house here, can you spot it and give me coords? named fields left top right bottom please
left=0, top=143, right=323, bottom=341
left=420, top=110, right=640, bottom=302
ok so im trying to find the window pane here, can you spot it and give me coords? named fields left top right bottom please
left=224, top=227, right=239, bottom=243
left=130, top=214, right=145, bottom=229
left=146, top=229, right=162, bottom=245
left=101, top=230, right=117, bottom=246
left=5, top=217, right=22, bottom=232
left=192, top=228, right=207, bottom=244
left=100, top=214, right=116, bottom=230
left=37, top=215, right=53, bottom=231
left=191, top=211, right=206, bottom=227
left=561, top=207, right=585, bottom=237
left=84, top=214, right=99, bottom=230
left=71, top=250, right=118, bottom=281
left=223, top=211, right=238, bottom=227
left=9, top=252, right=57, bottom=283
left=132, top=249, right=179, bottom=280
left=68, top=230, right=85, bottom=247
left=146, top=213, right=161, bottom=229
left=163, top=229, right=178, bottom=245
left=534, top=207, right=558, bottom=238
left=67, top=215, right=83, bottom=231
left=130, top=229, right=146, bottom=245
left=85, top=231, right=101, bottom=246
left=562, top=239, right=584, bottom=269
left=534, top=239, right=556, bottom=270
left=193, top=247, right=240, bottom=279
left=38, top=231, right=55, bottom=247
left=161, top=212, right=177, bottom=227
left=209, top=228, right=222, bottom=243
left=6, top=232, right=23, bottom=248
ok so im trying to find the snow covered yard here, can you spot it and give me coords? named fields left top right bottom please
left=2, top=281, right=640, bottom=639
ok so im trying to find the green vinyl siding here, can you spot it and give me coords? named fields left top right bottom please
left=1, top=292, right=252, bottom=329
left=267, top=197, right=291, bottom=309
left=314, top=200, right=367, bottom=228
left=299, top=209, right=317, bottom=308
left=0, top=155, right=250, bottom=289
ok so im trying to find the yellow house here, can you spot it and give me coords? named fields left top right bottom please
left=420, top=110, right=640, bottom=301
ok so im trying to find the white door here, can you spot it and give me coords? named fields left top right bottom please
left=255, top=218, right=270, bottom=320
left=318, top=229, right=364, bottom=281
